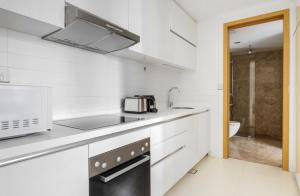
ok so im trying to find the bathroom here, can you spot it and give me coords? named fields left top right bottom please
left=229, top=20, right=284, bottom=167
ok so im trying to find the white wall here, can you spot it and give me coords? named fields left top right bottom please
left=177, top=0, right=297, bottom=170
left=0, top=0, right=297, bottom=171
left=0, top=27, right=182, bottom=120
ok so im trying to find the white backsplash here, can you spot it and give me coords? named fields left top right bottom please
left=0, top=28, right=182, bottom=120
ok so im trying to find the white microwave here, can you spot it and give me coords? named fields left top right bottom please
left=0, top=84, right=52, bottom=139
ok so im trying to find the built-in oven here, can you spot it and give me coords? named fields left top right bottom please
left=89, top=138, right=150, bottom=196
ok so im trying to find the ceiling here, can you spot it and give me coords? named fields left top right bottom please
left=175, top=0, right=274, bottom=21
left=229, top=20, right=283, bottom=53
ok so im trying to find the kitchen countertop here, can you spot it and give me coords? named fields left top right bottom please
left=0, top=105, right=210, bottom=167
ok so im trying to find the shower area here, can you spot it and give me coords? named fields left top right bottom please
left=229, top=50, right=283, bottom=167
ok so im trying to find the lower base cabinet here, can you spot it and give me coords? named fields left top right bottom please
left=151, top=140, right=188, bottom=196
left=186, top=112, right=210, bottom=167
left=0, top=146, right=89, bottom=196
left=151, top=111, right=210, bottom=196
left=0, top=111, right=210, bottom=196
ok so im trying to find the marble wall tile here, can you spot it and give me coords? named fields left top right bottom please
left=231, top=50, right=283, bottom=140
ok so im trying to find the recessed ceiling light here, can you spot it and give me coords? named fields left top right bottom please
left=248, top=44, right=253, bottom=55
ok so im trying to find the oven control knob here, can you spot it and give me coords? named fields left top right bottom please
left=145, top=142, right=149, bottom=147
left=94, top=161, right=100, bottom=168
left=116, top=156, right=122, bottom=162
left=141, top=147, right=145, bottom=152
left=130, top=151, right=135, bottom=156
left=101, top=162, right=108, bottom=169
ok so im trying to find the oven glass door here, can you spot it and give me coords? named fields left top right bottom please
left=90, top=155, right=150, bottom=196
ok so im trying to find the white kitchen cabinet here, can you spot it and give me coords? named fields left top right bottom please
left=150, top=117, right=186, bottom=146
left=128, top=0, right=173, bottom=63
left=169, top=1, right=197, bottom=70
left=170, top=32, right=197, bottom=70
left=151, top=131, right=187, bottom=165
left=183, top=115, right=199, bottom=167
left=0, top=0, right=64, bottom=36
left=185, top=111, right=210, bottom=167
left=117, top=0, right=197, bottom=70
left=170, top=1, right=197, bottom=45
left=151, top=135, right=188, bottom=196
left=196, top=111, right=210, bottom=160
left=150, top=118, right=188, bottom=196
left=66, top=0, right=129, bottom=30
left=0, top=146, right=89, bottom=196
left=150, top=111, right=210, bottom=196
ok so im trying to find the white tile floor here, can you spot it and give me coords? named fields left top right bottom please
left=165, top=156, right=299, bottom=196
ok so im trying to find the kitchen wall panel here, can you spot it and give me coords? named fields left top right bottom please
left=0, top=27, right=181, bottom=120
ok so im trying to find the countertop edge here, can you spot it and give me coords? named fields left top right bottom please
left=0, top=107, right=210, bottom=167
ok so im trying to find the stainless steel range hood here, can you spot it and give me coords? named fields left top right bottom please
left=42, top=4, right=140, bottom=54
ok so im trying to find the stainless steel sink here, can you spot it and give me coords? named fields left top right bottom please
left=172, top=107, right=195, bottom=109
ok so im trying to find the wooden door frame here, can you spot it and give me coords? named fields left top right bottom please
left=223, top=9, right=290, bottom=170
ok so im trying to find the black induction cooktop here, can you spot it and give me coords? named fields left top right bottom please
left=54, top=115, right=143, bottom=131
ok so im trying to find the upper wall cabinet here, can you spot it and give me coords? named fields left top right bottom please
left=66, top=0, right=129, bottom=30
left=170, top=1, right=197, bottom=45
left=0, top=0, right=64, bottom=36
left=169, top=1, right=197, bottom=69
left=117, top=0, right=197, bottom=70
left=128, top=0, right=173, bottom=63
left=170, top=32, right=197, bottom=70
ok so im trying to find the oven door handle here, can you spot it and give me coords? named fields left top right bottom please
left=99, top=155, right=150, bottom=183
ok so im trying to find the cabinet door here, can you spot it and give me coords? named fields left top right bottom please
left=129, top=0, right=172, bottom=63
left=195, top=111, right=210, bottom=160
left=67, top=0, right=129, bottom=29
left=182, top=115, right=199, bottom=167
left=0, top=146, right=89, bottom=196
left=170, top=1, right=197, bottom=45
left=0, top=0, right=64, bottom=28
left=184, top=112, right=210, bottom=168
left=170, top=0, right=197, bottom=70
left=170, top=32, right=197, bottom=70
left=151, top=141, right=188, bottom=196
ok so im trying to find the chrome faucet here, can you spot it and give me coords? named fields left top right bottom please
left=168, top=87, right=180, bottom=108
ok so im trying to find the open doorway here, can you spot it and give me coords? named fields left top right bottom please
left=223, top=10, right=290, bottom=170
left=229, top=21, right=283, bottom=167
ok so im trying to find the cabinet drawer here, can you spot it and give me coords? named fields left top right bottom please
left=151, top=140, right=188, bottom=196
left=151, top=131, right=187, bottom=165
left=150, top=117, right=189, bottom=145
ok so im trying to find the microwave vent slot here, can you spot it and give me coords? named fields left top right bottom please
left=32, top=118, right=39, bottom=125
left=0, top=118, right=41, bottom=131
left=23, top=119, right=30, bottom=128
left=12, top=120, right=20, bottom=129
left=1, top=121, right=9, bottom=130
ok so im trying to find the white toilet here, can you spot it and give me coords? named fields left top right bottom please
left=229, top=121, right=241, bottom=138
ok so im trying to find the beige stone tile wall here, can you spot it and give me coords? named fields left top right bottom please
left=231, top=50, right=283, bottom=140
left=231, top=54, right=250, bottom=136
